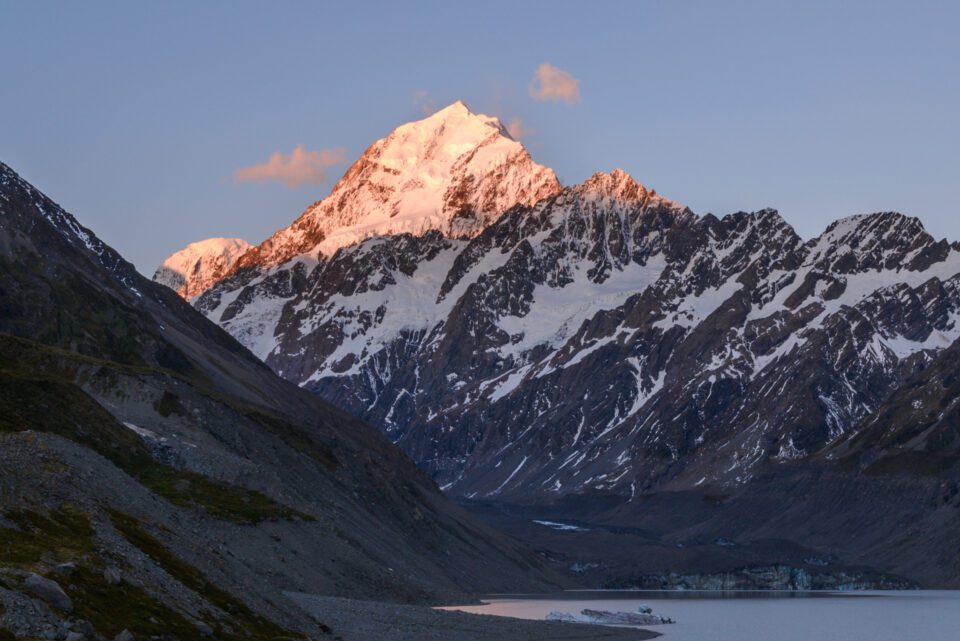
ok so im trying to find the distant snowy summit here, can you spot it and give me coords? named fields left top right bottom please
left=244, top=100, right=561, bottom=265
left=153, top=237, right=251, bottom=299
left=155, top=100, right=562, bottom=294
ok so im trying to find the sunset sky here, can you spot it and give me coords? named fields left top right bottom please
left=2, top=0, right=958, bottom=273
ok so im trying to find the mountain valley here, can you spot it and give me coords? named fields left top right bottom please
left=153, top=102, right=960, bottom=591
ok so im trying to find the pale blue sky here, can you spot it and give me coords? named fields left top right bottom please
left=2, top=1, right=958, bottom=273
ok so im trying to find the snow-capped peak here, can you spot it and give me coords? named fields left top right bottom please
left=577, top=169, right=648, bottom=200
left=805, top=212, right=942, bottom=273
left=570, top=169, right=684, bottom=212
left=154, top=237, right=252, bottom=299
left=233, top=101, right=562, bottom=270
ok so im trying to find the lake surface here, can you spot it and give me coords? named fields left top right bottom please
left=441, top=590, right=960, bottom=641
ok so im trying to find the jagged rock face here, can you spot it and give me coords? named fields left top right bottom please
left=194, top=163, right=960, bottom=502
left=831, top=332, right=960, bottom=475
left=214, top=100, right=561, bottom=276
left=153, top=237, right=251, bottom=299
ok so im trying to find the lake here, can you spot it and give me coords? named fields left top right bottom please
left=441, top=590, right=960, bottom=641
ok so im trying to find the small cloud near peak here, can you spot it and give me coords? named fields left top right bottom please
left=529, top=63, right=581, bottom=104
left=413, top=90, right=438, bottom=115
left=234, top=145, right=346, bottom=189
left=506, top=117, right=534, bottom=142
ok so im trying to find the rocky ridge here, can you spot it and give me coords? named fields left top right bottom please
left=188, top=165, right=960, bottom=503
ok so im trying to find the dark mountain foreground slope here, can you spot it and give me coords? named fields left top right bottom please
left=0, top=163, right=653, bottom=640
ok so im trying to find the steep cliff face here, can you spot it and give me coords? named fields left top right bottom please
left=144, top=98, right=960, bottom=586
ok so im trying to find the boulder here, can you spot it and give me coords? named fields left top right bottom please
left=191, top=619, right=214, bottom=636
left=24, top=573, right=73, bottom=613
left=114, top=630, right=134, bottom=641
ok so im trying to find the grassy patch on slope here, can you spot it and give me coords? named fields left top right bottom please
left=109, top=509, right=322, bottom=639
left=0, top=337, right=311, bottom=525
left=0, top=506, right=324, bottom=639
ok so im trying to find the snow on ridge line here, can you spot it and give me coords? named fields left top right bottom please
left=289, top=207, right=960, bottom=393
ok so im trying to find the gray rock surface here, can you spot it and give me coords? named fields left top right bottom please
left=191, top=619, right=214, bottom=636
left=102, top=566, right=122, bottom=586
left=24, top=574, right=72, bottom=613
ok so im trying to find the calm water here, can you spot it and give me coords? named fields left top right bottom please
left=441, top=590, right=960, bottom=641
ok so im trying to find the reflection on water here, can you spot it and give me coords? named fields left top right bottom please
left=440, top=590, right=960, bottom=641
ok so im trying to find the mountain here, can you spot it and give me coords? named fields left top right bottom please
left=158, top=103, right=960, bottom=587
left=0, top=161, right=585, bottom=639
left=153, top=237, right=252, bottom=299
left=187, top=160, right=960, bottom=498
left=229, top=100, right=560, bottom=273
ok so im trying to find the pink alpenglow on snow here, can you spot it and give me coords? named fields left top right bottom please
left=232, top=100, right=562, bottom=268
left=153, top=237, right=252, bottom=299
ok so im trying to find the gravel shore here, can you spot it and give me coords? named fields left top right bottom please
left=286, top=592, right=660, bottom=641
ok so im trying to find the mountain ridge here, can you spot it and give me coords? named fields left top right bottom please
left=147, top=105, right=960, bottom=587
left=152, top=102, right=960, bottom=504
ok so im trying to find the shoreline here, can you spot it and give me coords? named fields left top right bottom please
left=285, top=592, right=660, bottom=641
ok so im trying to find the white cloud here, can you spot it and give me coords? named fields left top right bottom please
left=234, top=145, right=346, bottom=188
left=529, top=63, right=581, bottom=104
left=506, top=117, right=534, bottom=141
